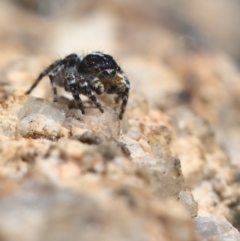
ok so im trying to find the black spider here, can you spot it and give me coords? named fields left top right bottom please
left=25, top=52, right=130, bottom=119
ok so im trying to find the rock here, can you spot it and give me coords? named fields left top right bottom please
left=81, top=106, right=121, bottom=137
left=194, top=214, right=240, bottom=241
left=179, top=190, right=198, bottom=218
left=17, top=98, right=66, bottom=139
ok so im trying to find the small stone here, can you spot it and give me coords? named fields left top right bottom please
left=71, top=131, right=103, bottom=145
left=149, top=157, right=185, bottom=199
left=178, top=190, right=198, bottom=218
left=81, top=106, right=120, bottom=137
left=17, top=98, right=66, bottom=139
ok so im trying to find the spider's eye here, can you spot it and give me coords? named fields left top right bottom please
left=94, top=67, right=100, bottom=73
left=100, top=70, right=110, bottom=78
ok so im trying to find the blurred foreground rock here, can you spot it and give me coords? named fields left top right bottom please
left=0, top=179, right=198, bottom=241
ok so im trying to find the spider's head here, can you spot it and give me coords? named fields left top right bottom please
left=79, top=52, right=120, bottom=79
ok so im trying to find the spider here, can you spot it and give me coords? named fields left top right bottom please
left=25, top=52, right=130, bottom=119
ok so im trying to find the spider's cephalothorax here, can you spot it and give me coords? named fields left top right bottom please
left=25, top=52, right=130, bottom=119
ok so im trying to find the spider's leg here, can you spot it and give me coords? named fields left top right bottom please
left=48, top=64, right=65, bottom=102
left=91, top=78, right=105, bottom=95
left=114, top=95, right=121, bottom=104
left=119, top=74, right=130, bottom=120
left=26, top=53, right=80, bottom=95
left=79, top=77, right=104, bottom=113
left=71, top=89, right=85, bottom=114
left=49, top=75, right=58, bottom=102
left=65, top=68, right=85, bottom=114
left=63, top=53, right=79, bottom=67
left=25, top=59, right=62, bottom=94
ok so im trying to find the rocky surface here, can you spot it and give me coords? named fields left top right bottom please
left=1, top=0, right=240, bottom=240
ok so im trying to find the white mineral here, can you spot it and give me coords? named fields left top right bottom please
left=81, top=106, right=121, bottom=137
left=179, top=190, right=198, bottom=218
left=17, top=98, right=66, bottom=139
left=194, top=214, right=240, bottom=241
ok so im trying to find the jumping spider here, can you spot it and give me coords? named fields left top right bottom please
left=25, top=52, right=130, bottom=119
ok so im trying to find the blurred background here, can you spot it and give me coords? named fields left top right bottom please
left=0, top=0, right=240, bottom=166
left=1, top=0, right=240, bottom=60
